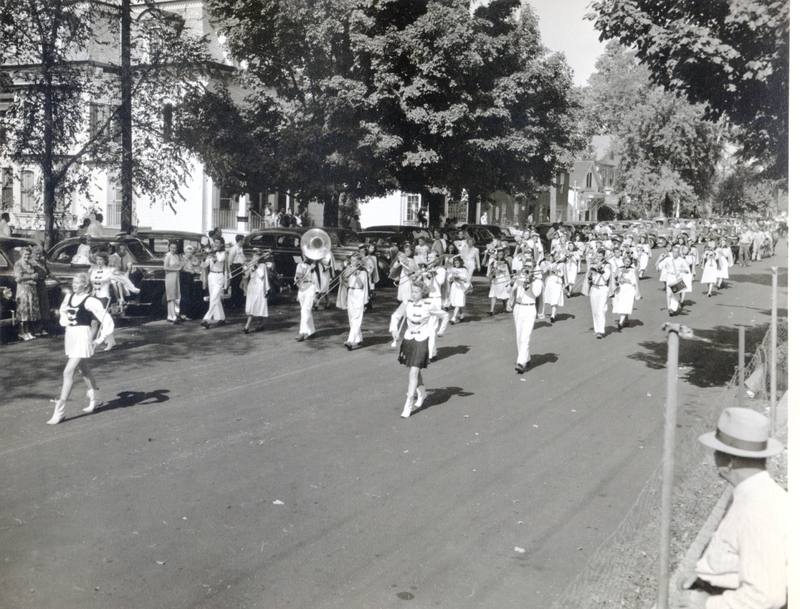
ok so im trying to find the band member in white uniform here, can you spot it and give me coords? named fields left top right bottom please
left=390, top=245, right=418, bottom=302
left=242, top=248, right=271, bottom=333
left=486, top=247, right=512, bottom=315
left=337, top=252, right=369, bottom=350
left=420, top=252, right=446, bottom=360
left=587, top=249, right=612, bottom=338
left=637, top=235, right=651, bottom=278
left=612, top=254, right=640, bottom=329
left=47, top=273, right=114, bottom=424
left=294, top=256, right=318, bottom=341
left=700, top=240, right=720, bottom=297
left=716, top=238, right=734, bottom=290
left=390, top=282, right=449, bottom=418
left=656, top=246, right=691, bottom=315
left=201, top=236, right=229, bottom=328
left=446, top=257, right=470, bottom=323
left=509, top=260, right=541, bottom=373
left=564, top=241, right=581, bottom=297
left=312, top=250, right=334, bottom=310
left=542, top=252, right=566, bottom=323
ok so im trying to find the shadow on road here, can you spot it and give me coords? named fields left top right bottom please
left=434, top=345, right=470, bottom=362
left=729, top=268, right=787, bottom=288
left=628, top=323, right=769, bottom=388
left=417, top=386, right=474, bottom=413
left=101, top=389, right=171, bottom=412
left=527, top=352, right=558, bottom=371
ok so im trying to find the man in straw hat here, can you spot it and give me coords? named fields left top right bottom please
left=678, top=407, right=786, bottom=609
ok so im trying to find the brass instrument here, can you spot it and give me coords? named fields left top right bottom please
left=295, top=229, right=332, bottom=286
left=300, top=228, right=331, bottom=261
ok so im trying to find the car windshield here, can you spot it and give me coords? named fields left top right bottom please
left=123, top=240, right=156, bottom=261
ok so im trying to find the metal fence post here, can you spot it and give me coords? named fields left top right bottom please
left=770, top=267, right=778, bottom=434
left=657, top=323, right=681, bottom=609
left=738, top=326, right=745, bottom=407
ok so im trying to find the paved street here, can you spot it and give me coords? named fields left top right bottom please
left=0, top=244, right=787, bottom=609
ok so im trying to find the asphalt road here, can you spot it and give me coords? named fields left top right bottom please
left=0, top=243, right=787, bottom=609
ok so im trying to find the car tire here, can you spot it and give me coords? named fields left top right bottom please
left=657, top=237, right=667, bottom=248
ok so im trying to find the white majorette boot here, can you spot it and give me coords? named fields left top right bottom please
left=47, top=399, right=66, bottom=425
left=415, top=386, right=426, bottom=408
left=400, top=394, right=415, bottom=419
left=83, top=388, right=101, bottom=413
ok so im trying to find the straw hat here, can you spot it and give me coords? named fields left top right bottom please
left=698, top=407, right=784, bottom=458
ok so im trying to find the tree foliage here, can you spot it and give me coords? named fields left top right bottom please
left=587, top=0, right=788, bottom=178
left=582, top=43, right=724, bottom=218
left=184, top=0, right=584, bottom=224
left=0, top=0, right=209, bottom=247
left=715, top=165, right=776, bottom=216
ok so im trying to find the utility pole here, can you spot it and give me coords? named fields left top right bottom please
left=120, top=0, right=133, bottom=233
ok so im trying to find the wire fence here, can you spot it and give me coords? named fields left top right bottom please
left=553, top=318, right=788, bottom=609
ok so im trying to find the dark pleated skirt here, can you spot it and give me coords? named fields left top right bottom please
left=398, top=337, right=428, bottom=369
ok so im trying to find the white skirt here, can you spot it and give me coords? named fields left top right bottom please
left=543, top=276, right=564, bottom=306
left=700, top=262, right=718, bottom=285
left=612, top=283, right=636, bottom=315
left=65, top=326, right=94, bottom=359
left=245, top=277, right=269, bottom=317
left=489, top=276, right=511, bottom=299
left=450, top=283, right=466, bottom=307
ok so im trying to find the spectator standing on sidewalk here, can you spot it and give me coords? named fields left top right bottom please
left=678, top=407, right=786, bottom=609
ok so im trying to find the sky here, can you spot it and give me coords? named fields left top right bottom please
left=523, top=0, right=607, bottom=86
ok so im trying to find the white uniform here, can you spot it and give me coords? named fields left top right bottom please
left=510, top=280, right=539, bottom=366
left=295, top=261, right=316, bottom=336
left=588, top=263, right=611, bottom=334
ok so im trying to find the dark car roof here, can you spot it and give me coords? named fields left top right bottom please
left=129, top=230, right=205, bottom=241
left=0, top=236, right=43, bottom=250
left=48, top=236, right=157, bottom=262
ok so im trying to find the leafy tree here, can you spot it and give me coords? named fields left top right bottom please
left=588, top=0, right=788, bottom=178
left=582, top=43, right=724, bottom=217
left=715, top=165, right=777, bottom=216
left=192, top=0, right=584, bottom=225
left=0, top=0, right=209, bottom=248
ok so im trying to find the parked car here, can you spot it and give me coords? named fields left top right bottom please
left=357, top=230, right=405, bottom=284
left=47, top=236, right=171, bottom=316
left=0, top=236, right=64, bottom=334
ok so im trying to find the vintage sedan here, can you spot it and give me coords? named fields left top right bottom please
left=47, top=236, right=169, bottom=316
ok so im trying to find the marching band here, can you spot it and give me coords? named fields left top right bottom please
left=41, top=219, right=780, bottom=423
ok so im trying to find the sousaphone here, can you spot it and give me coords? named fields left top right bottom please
left=300, top=228, right=331, bottom=260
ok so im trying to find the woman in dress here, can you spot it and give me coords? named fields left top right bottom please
left=413, top=237, right=429, bottom=265
left=46, top=273, right=114, bottom=424
left=716, top=238, right=734, bottom=290
left=390, top=244, right=418, bottom=303
left=390, top=281, right=449, bottom=418
left=564, top=241, right=581, bottom=297
left=446, top=256, right=470, bottom=323
left=460, top=238, right=481, bottom=282
left=242, top=248, right=271, bottom=333
left=612, top=254, right=639, bottom=329
left=201, top=236, right=229, bottom=328
left=31, top=245, right=51, bottom=336
left=700, top=240, right=720, bottom=297
left=486, top=247, right=512, bottom=315
left=13, top=246, right=41, bottom=341
left=636, top=235, right=651, bottom=279
left=71, top=235, right=93, bottom=265
left=542, top=251, right=566, bottom=323
left=163, top=241, right=182, bottom=323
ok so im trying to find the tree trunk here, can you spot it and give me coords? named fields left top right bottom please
left=426, top=190, right=445, bottom=229
left=42, top=70, right=57, bottom=250
left=467, top=190, right=479, bottom=225
left=323, top=191, right=339, bottom=227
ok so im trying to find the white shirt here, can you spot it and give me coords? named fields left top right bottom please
left=390, top=298, right=448, bottom=341
left=696, top=471, right=787, bottom=609
left=0, top=219, right=10, bottom=237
